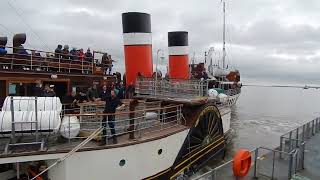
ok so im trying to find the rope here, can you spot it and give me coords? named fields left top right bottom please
left=30, top=127, right=103, bottom=180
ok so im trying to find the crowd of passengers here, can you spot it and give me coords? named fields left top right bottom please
left=0, top=44, right=114, bottom=75
left=32, top=80, right=129, bottom=144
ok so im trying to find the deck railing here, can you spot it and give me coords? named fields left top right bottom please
left=0, top=98, right=184, bottom=153
left=0, top=46, right=111, bottom=75
left=61, top=104, right=184, bottom=145
left=136, top=78, right=210, bottom=99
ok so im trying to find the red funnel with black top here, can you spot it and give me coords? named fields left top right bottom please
left=168, top=31, right=189, bottom=79
left=122, top=12, right=153, bottom=86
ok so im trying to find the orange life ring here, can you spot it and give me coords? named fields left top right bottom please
left=232, top=149, right=252, bottom=177
left=27, top=167, right=43, bottom=180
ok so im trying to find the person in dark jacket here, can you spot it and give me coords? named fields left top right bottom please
left=33, top=81, right=43, bottom=96
left=16, top=45, right=28, bottom=55
left=0, top=46, right=7, bottom=55
left=85, top=48, right=93, bottom=62
left=43, top=84, right=56, bottom=97
left=70, top=47, right=77, bottom=60
left=54, top=45, right=62, bottom=59
left=99, top=85, right=110, bottom=101
left=63, top=91, right=79, bottom=113
left=61, top=45, right=70, bottom=60
left=86, top=84, right=100, bottom=101
left=100, top=90, right=125, bottom=145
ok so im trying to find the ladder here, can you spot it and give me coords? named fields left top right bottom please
left=4, top=96, right=45, bottom=154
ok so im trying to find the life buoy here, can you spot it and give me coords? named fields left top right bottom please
left=232, top=149, right=251, bottom=177
left=27, top=167, right=43, bottom=180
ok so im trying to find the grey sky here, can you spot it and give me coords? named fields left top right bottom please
left=1, top=0, right=320, bottom=84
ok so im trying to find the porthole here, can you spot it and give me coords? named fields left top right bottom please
left=119, top=159, right=126, bottom=167
left=158, top=149, right=163, bottom=155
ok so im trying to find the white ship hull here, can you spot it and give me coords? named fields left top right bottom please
left=0, top=111, right=231, bottom=180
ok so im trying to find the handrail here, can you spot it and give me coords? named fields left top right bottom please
left=0, top=46, right=115, bottom=74
left=65, top=104, right=183, bottom=117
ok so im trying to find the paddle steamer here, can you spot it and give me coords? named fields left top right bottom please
left=0, top=12, right=236, bottom=180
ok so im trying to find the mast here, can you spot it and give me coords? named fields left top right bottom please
left=222, top=0, right=226, bottom=69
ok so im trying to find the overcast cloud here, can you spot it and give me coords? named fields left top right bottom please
left=1, top=0, right=320, bottom=84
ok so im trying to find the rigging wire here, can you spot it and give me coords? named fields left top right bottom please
left=6, top=0, right=50, bottom=51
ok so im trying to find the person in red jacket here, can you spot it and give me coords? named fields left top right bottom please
left=78, top=48, right=85, bottom=61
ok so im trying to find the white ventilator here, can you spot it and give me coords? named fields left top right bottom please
left=208, top=89, right=219, bottom=98
left=59, top=116, right=81, bottom=139
left=217, top=93, right=228, bottom=103
left=145, top=112, right=158, bottom=120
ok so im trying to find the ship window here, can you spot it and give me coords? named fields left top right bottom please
left=158, top=149, right=163, bottom=155
left=119, top=159, right=126, bottom=167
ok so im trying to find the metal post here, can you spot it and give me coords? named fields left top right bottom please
left=10, top=96, right=16, bottom=144
left=254, top=148, right=258, bottom=178
left=16, top=162, right=20, bottom=179
left=301, top=143, right=305, bottom=169
left=35, top=97, right=39, bottom=142
left=302, top=124, right=305, bottom=141
left=280, top=136, right=283, bottom=158
left=307, top=122, right=311, bottom=139
left=296, top=128, right=299, bottom=147
left=68, top=116, right=71, bottom=144
left=312, top=120, right=315, bottom=135
left=271, top=151, right=275, bottom=180
left=288, top=153, right=293, bottom=180
left=289, top=131, right=292, bottom=151
left=58, top=56, right=61, bottom=72
left=31, top=53, right=33, bottom=70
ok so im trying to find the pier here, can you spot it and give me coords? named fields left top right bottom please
left=193, top=117, right=320, bottom=180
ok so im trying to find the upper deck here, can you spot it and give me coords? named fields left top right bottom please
left=0, top=46, right=112, bottom=78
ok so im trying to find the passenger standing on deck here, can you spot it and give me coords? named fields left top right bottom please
left=54, top=45, right=62, bottom=59
left=43, top=84, right=56, bottom=97
left=62, top=45, right=70, bottom=60
left=102, top=53, right=112, bottom=75
left=33, top=81, right=43, bottom=96
left=86, top=83, right=100, bottom=101
left=99, top=85, right=110, bottom=101
left=70, top=47, right=77, bottom=60
left=78, top=48, right=85, bottom=61
left=0, top=45, right=7, bottom=55
left=85, top=48, right=93, bottom=62
left=101, top=89, right=125, bottom=145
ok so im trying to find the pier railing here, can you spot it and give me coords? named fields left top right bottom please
left=192, top=116, right=320, bottom=180
left=280, top=117, right=320, bottom=154
left=192, top=145, right=305, bottom=180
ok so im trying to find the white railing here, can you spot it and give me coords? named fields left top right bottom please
left=136, top=78, right=209, bottom=99
left=0, top=46, right=110, bottom=75
left=0, top=98, right=184, bottom=152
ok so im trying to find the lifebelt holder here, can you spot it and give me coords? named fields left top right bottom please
left=232, top=149, right=252, bottom=178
